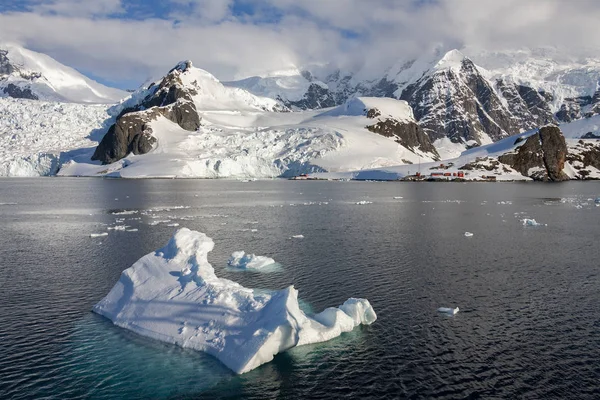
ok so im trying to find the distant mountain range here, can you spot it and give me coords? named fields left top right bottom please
left=226, top=47, right=600, bottom=152
left=1, top=44, right=599, bottom=180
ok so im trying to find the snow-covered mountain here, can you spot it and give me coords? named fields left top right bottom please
left=2, top=45, right=599, bottom=180
left=0, top=43, right=127, bottom=104
left=56, top=61, right=441, bottom=178
left=227, top=47, right=600, bottom=152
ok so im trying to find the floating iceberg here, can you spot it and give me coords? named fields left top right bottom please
left=291, top=234, right=304, bottom=239
left=522, top=218, right=546, bottom=227
left=356, top=201, right=373, bottom=205
left=228, top=251, right=277, bottom=270
left=464, top=232, right=474, bottom=237
left=93, top=228, right=376, bottom=374
left=438, top=307, right=460, bottom=315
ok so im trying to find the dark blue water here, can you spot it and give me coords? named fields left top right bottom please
left=1, top=179, right=599, bottom=399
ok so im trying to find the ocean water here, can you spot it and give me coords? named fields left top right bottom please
left=0, top=178, right=599, bottom=399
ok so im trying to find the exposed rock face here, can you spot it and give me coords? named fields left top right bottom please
left=498, top=126, right=569, bottom=181
left=2, top=83, right=38, bottom=100
left=285, top=83, right=337, bottom=110
left=92, top=110, right=159, bottom=164
left=93, top=61, right=201, bottom=164
left=364, top=107, right=440, bottom=161
left=566, top=140, right=600, bottom=179
left=0, top=50, right=16, bottom=75
left=1, top=49, right=41, bottom=99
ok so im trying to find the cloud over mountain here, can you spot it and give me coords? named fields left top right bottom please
left=1, top=0, right=599, bottom=88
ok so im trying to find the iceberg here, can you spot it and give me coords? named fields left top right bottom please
left=227, top=251, right=277, bottom=270
left=93, top=228, right=377, bottom=374
left=464, top=232, right=474, bottom=237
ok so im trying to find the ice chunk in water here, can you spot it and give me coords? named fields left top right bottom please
left=228, top=251, right=276, bottom=270
left=522, top=219, right=546, bottom=227
left=438, top=307, right=459, bottom=315
left=90, top=233, right=108, bottom=238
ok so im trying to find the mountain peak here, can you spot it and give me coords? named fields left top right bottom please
left=434, top=49, right=468, bottom=71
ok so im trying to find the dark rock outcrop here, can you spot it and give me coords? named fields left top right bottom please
left=498, top=125, right=569, bottom=181
left=0, top=50, right=16, bottom=75
left=566, top=140, right=600, bottom=179
left=92, top=61, right=201, bottom=164
left=92, top=110, right=159, bottom=164
left=2, top=83, right=38, bottom=100
left=364, top=107, right=440, bottom=161
left=285, top=83, right=337, bottom=110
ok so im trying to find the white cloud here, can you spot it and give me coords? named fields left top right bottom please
left=1, top=0, right=600, bottom=88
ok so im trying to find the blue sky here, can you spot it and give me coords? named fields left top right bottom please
left=1, top=0, right=598, bottom=90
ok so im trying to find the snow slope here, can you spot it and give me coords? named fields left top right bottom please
left=0, top=44, right=127, bottom=104
left=94, top=228, right=377, bottom=374
left=0, top=97, right=111, bottom=176
left=59, top=96, right=437, bottom=178
left=560, top=114, right=600, bottom=138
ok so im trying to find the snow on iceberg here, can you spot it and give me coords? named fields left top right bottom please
left=227, top=251, right=277, bottom=271
left=93, top=228, right=377, bottom=374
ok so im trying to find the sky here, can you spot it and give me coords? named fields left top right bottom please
left=1, top=0, right=600, bottom=89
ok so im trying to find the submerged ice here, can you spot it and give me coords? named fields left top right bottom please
left=93, top=228, right=377, bottom=374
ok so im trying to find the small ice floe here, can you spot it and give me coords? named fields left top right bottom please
left=228, top=251, right=277, bottom=271
left=90, top=233, right=108, bottom=238
left=356, top=201, right=373, bottom=205
left=108, top=225, right=129, bottom=231
left=393, top=196, right=403, bottom=199
left=167, top=223, right=180, bottom=227
left=438, top=307, right=460, bottom=315
left=291, top=234, right=304, bottom=239
left=522, top=219, right=546, bottom=227
left=149, top=220, right=171, bottom=226
left=112, top=210, right=138, bottom=215
left=464, top=232, right=474, bottom=237
left=126, top=229, right=139, bottom=232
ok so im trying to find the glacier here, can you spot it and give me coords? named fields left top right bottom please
left=93, top=228, right=377, bottom=374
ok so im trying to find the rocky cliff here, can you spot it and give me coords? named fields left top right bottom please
left=365, top=107, right=440, bottom=161
left=498, top=126, right=569, bottom=181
